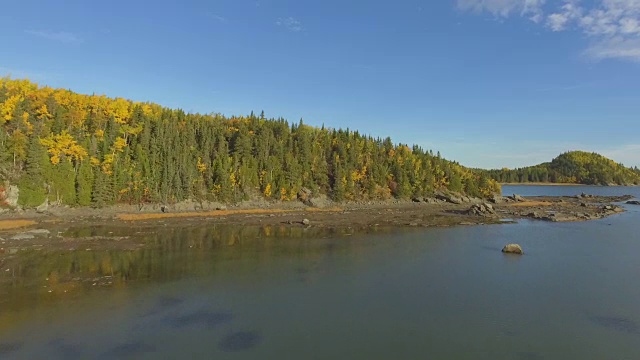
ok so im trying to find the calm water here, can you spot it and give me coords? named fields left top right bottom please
left=1, top=186, right=639, bottom=359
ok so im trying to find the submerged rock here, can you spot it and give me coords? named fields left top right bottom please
left=626, top=200, right=640, bottom=205
left=502, top=244, right=524, bottom=255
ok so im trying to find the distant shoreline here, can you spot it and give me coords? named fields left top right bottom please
left=501, top=183, right=639, bottom=187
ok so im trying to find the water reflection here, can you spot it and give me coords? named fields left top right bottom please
left=218, top=331, right=262, bottom=352
left=0, top=224, right=407, bottom=334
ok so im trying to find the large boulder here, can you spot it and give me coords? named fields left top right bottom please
left=435, top=193, right=463, bottom=205
left=467, top=203, right=496, bottom=217
left=502, top=244, right=524, bottom=255
left=510, top=194, right=526, bottom=202
left=297, top=187, right=313, bottom=203
left=4, top=185, right=19, bottom=208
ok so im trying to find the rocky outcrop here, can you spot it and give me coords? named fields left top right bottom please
left=502, top=244, right=524, bottom=255
left=435, top=192, right=463, bottom=205
left=627, top=200, right=640, bottom=205
left=489, top=195, right=506, bottom=204
left=36, top=199, right=49, bottom=214
left=297, top=187, right=313, bottom=204
left=467, top=203, right=496, bottom=217
left=4, top=185, right=19, bottom=208
left=602, top=205, right=624, bottom=213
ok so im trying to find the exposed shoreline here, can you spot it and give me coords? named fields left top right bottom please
left=501, top=183, right=639, bottom=187
left=0, top=194, right=634, bottom=261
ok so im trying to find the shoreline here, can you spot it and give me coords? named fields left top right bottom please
left=501, top=183, right=639, bottom=187
left=0, top=194, right=634, bottom=259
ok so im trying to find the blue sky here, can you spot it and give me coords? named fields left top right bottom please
left=1, top=0, right=639, bottom=169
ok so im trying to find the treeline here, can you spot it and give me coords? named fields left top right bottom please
left=0, top=78, right=499, bottom=208
left=483, top=151, right=640, bottom=185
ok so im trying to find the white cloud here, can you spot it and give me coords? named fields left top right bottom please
left=25, top=30, right=82, bottom=43
left=457, top=0, right=546, bottom=22
left=457, top=0, right=640, bottom=61
left=276, top=17, right=304, bottom=32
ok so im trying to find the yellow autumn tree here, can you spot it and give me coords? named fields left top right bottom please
left=39, top=131, right=88, bottom=165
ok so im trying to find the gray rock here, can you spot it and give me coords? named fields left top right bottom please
left=216, top=205, right=228, bottom=211
left=11, top=233, right=35, bottom=240
left=36, top=199, right=49, bottom=214
left=502, top=244, right=524, bottom=255
left=511, top=194, right=526, bottom=202
left=626, top=200, right=640, bottom=205
left=302, top=218, right=310, bottom=226
left=435, top=193, right=463, bottom=205
left=297, top=187, right=313, bottom=203
left=489, top=195, right=505, bottom=204
left=4, top=185, right=19, bottom=208
left=160, top=205, right=170, bottom=213
left=467, top=203, right=496, bottom=217
left=27, top=229, right=50, bottom=235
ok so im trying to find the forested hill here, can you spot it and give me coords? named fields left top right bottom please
left=0, top=78, right=499, bottom=208
left=483, top=151, right=640, bottom=186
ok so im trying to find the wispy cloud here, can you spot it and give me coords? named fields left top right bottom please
left=205, top=12, right=227, bottom=22
left=276, top=17, right=304, bottom=32
left=457, top=0, right=640, bottom=61
left=25, top=30, right=82, bottom=43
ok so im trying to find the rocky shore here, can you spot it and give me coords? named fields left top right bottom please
left=0, top=192, right=635, bottom=259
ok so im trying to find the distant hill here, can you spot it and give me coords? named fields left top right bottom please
left=483, top=151, right=640, bottom=186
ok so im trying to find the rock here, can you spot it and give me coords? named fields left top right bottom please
left=35, top=199, right=49, bottom=214
left=580, top=202, right=587, bottom=207
left=4, top=185, right=19, bottom=208
left=423, top=197, right=439, bottom=204
left=297, top=187, right=313, bottom=203
left=11, top=233, right=35, bottom=240
left=27, top=229, right=50, bottom=235
left=411, top=197, right=422, bottom=203
left=510, top=194, right=525, bottom=202
left=488, top=195, right=505, bottom=204
left=435, top=193, right=463, bottom=205
left=502, top=244, right=524, bottom=255
left=160, top=205, right=170, bottom=213
left=626, top=200, right=640, bottom=205
left=301, top=218, right=310, bottom=226
left=467, top=203, right=496, bottom=217
left=527, top=212, right=542, bottom=219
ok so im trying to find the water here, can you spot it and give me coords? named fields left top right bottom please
left=1, top=186, right=639, bottom=359
left=503, top=184, right=640, bottom=198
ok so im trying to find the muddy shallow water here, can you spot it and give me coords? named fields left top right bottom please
left=0, top=186, right=639, bottom=359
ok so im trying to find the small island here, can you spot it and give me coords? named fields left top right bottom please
left=481, top=151, right=640, bottom=186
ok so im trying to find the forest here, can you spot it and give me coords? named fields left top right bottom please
left=483, top=151, right=640, bottom=186
left=0, top=77, right=500, bottom=208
